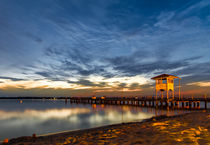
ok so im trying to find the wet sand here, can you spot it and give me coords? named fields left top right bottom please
left=2, top=110, right=210, bottom=145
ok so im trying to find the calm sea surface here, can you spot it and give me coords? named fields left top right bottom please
left=0, top=99, right=204, bottom=140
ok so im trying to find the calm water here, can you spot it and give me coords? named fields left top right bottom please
left=0, top=99, right=197, bottom=140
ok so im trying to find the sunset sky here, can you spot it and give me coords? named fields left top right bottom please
left=0, top=0, right=210, bottom=97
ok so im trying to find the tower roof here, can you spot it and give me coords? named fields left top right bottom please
left=151, top=74, right=180, bottom=80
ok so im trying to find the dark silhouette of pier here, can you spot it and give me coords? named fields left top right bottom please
left=0, top=96, right=209, bottom=110
left=69, top=96, right=210, bottom=110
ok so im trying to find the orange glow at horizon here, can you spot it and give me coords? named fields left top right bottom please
left=0, top=75, right=149, bottom=90
left=187, top=81, right=210, bottom=87
left=0, top=77, right=210, bottom=96
left=0, top=79, right=93, bottom=90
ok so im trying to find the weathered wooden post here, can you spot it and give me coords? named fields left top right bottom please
left=182, top=102, right=184, bottom=108
left=179, top=78, right=181, bottom=100
left=144, top=100, right=147, bottom=106
left=160, top=101, right=163, bottom=107
left=177, top=101, right=179, bottom=108
left=189, top=101, right=192, bottom=109
left=204, top=94, right=207, bottom=109
left=149, top=101, right=151, bottom=106
left=156, top=100, right=158, bottom=108
left=152, top=100, right=155, bottom=107
left=186, top=101, right=189, bottom=107
left=197, top=102, right=200, bottom=108
left=170, top=101, right=174, bottom=108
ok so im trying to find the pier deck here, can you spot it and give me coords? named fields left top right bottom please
left=0, top=96, right=209, bottom=110
left=69, top=97, right=210, bottom=110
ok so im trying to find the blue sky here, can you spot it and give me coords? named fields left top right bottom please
left=0, top=0, right=210, bottom=97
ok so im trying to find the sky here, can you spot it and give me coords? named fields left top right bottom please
left=0, top=0, right=210, bottom=97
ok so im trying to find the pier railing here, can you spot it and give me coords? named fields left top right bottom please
left=68, top=97, right=210, bottom=110
left=0, top=96, right=209, bottom=110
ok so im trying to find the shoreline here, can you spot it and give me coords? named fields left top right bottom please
left=2, top=110, right=210, bottom=145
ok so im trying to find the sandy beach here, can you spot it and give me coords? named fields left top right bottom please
left=1, top=110, right=209, bottom=145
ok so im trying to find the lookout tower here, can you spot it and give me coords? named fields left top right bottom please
left=151, top=74, right=181, bottom=100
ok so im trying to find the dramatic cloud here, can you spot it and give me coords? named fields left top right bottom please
left=0, top=76, right=25, bottom=81
left=187, top=81, right=210, bottom=87
left=67, top=79, right=107, bottom=87
left=0, top=0, right=210, bottom=96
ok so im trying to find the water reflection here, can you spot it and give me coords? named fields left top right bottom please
left=0, top=108, right=91, bottom=120
left=0, top=99, right=189, bottom=140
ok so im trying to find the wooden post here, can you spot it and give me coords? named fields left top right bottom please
left=144, top=101, right=147, bottom=106
left=173, top=90, right=175, bottom=100
left=205, top=101, right=207, bottom=109
left=186, top=102, right=189, bottom=107
left=166, top=101, right=169, bottom=107
left=155, top=80, right=157, bottom=100
left=197, top=102, right=200, bottom=108
left=171, top=101, right=174, bottom=107
left=179, top=78, right=181, bottom=100
left=204, top=94, right=207, bottom=109
left=177, top=101, right=179, bottom=108
left=189, top=101, right=192, bottom=109
left=166, top=78, right=168, bottom=100
left=156, top=100, right=158, bottom=108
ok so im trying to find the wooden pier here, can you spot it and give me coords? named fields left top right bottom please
left=69, top=96, right=210, bottom=110
left=0, top=96, right=208, bottom=110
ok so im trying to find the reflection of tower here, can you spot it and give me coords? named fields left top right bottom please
left=151, top=74, right=181, bottom=100
left=121, top=106, right=124, bottom=123
left=92, top=104, right=97, bottom=109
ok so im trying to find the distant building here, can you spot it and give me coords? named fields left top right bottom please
left=151, top=74, right=181, bottom=99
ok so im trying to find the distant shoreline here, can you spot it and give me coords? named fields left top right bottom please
left=2, top=110, right=210, bottom=145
